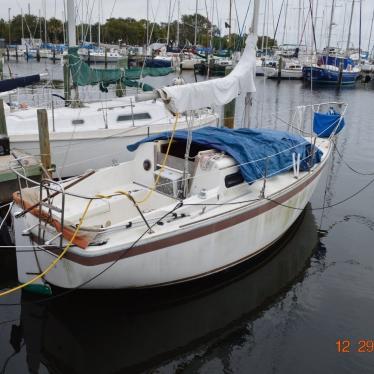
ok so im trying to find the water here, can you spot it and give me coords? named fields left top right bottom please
left=1, top=60, right=374, bottom=373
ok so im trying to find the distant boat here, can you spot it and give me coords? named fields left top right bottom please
left=303, top=56, right=360, bottom=85
left=263, top=60, right=303, bottom=79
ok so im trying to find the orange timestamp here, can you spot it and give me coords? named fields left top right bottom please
left=336, top=339, right=374, bottom=353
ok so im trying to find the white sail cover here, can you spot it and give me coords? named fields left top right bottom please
left=157, top=33, right=257, bottom=113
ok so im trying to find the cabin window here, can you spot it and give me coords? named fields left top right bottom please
left=117, top=113, right=151, bottom=122
left=225, top=172, right=244, bottom=188
left=72, top=119, right=84, bottom=125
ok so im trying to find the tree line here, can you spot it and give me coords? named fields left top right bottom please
left=0, top=13, right=277, bottom=50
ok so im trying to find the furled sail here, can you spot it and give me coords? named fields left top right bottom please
left=0, top=74, right=41, bottom=93
left=68, top=47, right=173, bottom=92
left=157, top=34, right=257, bottom=113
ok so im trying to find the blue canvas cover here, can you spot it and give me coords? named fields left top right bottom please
left=128, top=127, right=322, bottom=183
left=313, top=109, right=345, bottom=138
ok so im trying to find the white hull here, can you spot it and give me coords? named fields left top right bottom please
left=13, top=147, right=328, bottom=289
left=6, top=98, right=217, bottom=177
left=263, top=66, right=303, bottom=79
left=181, top=59, right=203, bottom=70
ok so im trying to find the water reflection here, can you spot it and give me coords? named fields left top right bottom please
left=14, top=206, right=321, bottom=374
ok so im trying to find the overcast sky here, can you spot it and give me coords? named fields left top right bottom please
left=1, top=0, right=374, bottom=50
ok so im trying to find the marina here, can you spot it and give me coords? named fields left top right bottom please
left=0, top=0, right=374, bottom=373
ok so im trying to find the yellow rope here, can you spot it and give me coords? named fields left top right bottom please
left=136, top=112, right=180, bottom=204
left=0, top=199, right=93, bottom=298
left=0, top=114, right=180, bottom=298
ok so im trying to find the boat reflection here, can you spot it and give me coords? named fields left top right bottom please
left=15, top=205, right=322, bottom=374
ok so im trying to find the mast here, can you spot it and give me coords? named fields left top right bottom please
left=21, top=9, right=24, bottom=41
left=229, top=0, right=232, bottom=48
left=297, top=0, right=301, bottom=45
left=8, top=8, right=11, bottom=45
left=346, top=0, right=354, bottom=52
left=98, top=0, right=101, bottom=47
left=281, top=0, right=288, bottom=45
left=368, top=8, right=374, bottom=56
left=44, top=0, right=47, bottom=43
left=194, top=0, right=198, bottom=46
left=326, top=0, right=335, bottom=54
left=244, top=0, right=260, bottom=129
left=358, top=0, right=362, bottom=60
left=146, top=0, right=149, bottom=46
left=176, top=0, right=180, bottom=47
left=66, top=0, right=77, bottom=46
left=166, top=0, right=172, bottom=45
left=261, top=0, right=267, bottom=51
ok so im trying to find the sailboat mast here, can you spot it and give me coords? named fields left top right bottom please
left=176, top=0, right=180, bottom=47
left=368, top=8, right=374, bottom=55
left=297, top=0, right=301, bottom=45
left=21, top=9, right=24, bottom=40
left=326, top=0, right=335, bottom=53
left=244, top=0, right=260, bottom=129
left=261, top=0, right=267, bottom=51
left=167, top=0, right=172, bottom=45
left=346, top=0, right=354, bottom=52
left=281, top=0, right=288, bottom=45
left=44, top=0, right=47, bottom=43
left=67, top=0, right=77, bottom=46
left=146, top=0, right=149, bottom=46
left=229, top=0, right=232, bottom=48
left=358, top=0, right=362, bottom=59
left=194, top=0, right=198, bottom=46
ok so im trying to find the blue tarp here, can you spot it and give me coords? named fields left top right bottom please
left=320, top=55, right=354, bottom=69
left=128, top=127, right=322, bottom=183
left=313, top=109, right=345, bottom=138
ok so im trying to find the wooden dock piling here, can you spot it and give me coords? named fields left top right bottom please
left=0, top=99, right=8, bottom=136
left=37, top=109, right=52, bottom=177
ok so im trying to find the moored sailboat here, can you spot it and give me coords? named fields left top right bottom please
left=10, top=0, right=347, bottom=292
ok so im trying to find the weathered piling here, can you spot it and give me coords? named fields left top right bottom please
left=277, top=56, right=283, bottom=80
left=0, top=50, right=3, bottom=80
left=105, top=48, right=108, bottom=69
left=0, top=99, right=8, bottom=136
left=37, top=109, right=52, bottom=177
left=337, top=63, right=343, bottom=87
left=223, top=66, right=236, bottom=129
left=15, top=45, right=18, bottom=62
left=116, top=80, right=124, bottom=97
left=63, top=54, right=71, bottom=107
left=36, top=48, right=41, bottom=62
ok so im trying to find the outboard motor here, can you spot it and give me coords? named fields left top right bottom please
left=0, top=135, right=10, bottom=156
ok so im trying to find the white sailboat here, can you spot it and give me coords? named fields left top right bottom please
left=4, top=0, right=217, bottom=178
left=10, top=0, right=347, bottom=291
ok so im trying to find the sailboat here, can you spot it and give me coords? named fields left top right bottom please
left=4, top=0, right=217, bottom=178
left=302, top=0, right=360, bottom=85
left=10, top=0, right=347, bottom=292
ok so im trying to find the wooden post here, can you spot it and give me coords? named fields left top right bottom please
left=0, top=50, right=3, bottom=80
left=15, top=45, right=18, bottom=62
left=104, top=48, right=108, bottom=69
left=0, top=99, right=8, bottom=135
left=63, top=54, right=71, bottom=107
left=116, top=80, right=124, bottom=97
left=37, top=109, right=52, bottom=177
left=337, top=62, right=343, bottom=87
left=6, top=47, right=9, bottom=61
left=36, top=48, right=41, bottom=62
left=223, top=66, right=236, bottom=128
left=277, top=56, right=283, bottom=80
left=52, top=49, right=56, bottom=64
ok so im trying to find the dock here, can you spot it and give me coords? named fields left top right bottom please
left=0, top=150, right=42, bottom=203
